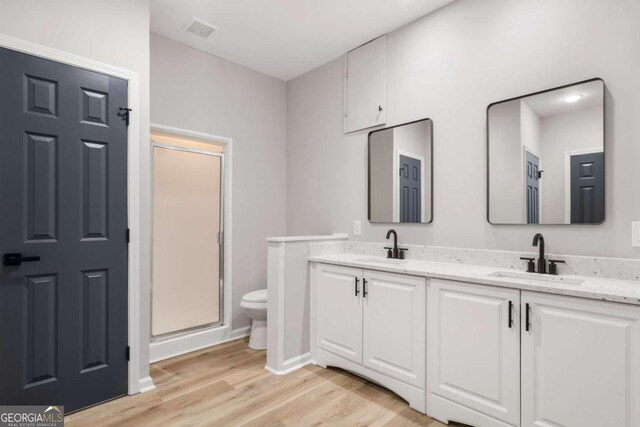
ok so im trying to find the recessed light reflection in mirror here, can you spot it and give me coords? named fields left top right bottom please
left=564, top=94, right=583, bottom=103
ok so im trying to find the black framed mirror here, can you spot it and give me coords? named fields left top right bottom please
left=487, top=78, right=605, bottom=225
left=368, top=118, right=433, bottom=223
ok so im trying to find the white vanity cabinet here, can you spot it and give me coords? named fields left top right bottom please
left=521, top=291, right=640, bottom=427
left=428, top=279, right=640, bottom=427
left=362, top=269, right=425, bottom=388
left=314, top=264, right=363, bottom=363
left=311, top=262, right=426, bottom=412
left=427, top=279, right=521, bottom=426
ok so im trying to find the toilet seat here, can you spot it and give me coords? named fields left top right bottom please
left=242, top=289, right=267, bottom=303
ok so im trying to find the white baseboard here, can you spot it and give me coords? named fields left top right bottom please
left=150, top=325, right=252, bottom=364
left=150, top=325, right=231, bottom=363
left=427, top=393, right=511, bottom=427
left=265, top=352, right=312, bottom=375
left=229, top=325, right=251, bottom=340
left=138, top=376, right=156, bottom=393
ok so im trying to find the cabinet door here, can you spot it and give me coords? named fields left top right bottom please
left=427, top=279, right=520, bottom=426
left=315, top=264, right=363, bottom=364
left=363, top=270, right=425, bottom=388
left=344, top=35, right=387, bottom=133
left=522, top=292, right=640, bottom=427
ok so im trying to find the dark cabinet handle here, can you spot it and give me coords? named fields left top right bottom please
left=3, top=253, right=41, bottom=266
left=525, top=303, right=531, bottom=331
left=508, top=300, right=513, bottom=328
left=354, top=277, right=360, bottom=296
left=363, top=278, right=368, bottom=298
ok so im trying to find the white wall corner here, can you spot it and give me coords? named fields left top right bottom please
left=265, top=352, right=313, bottom=376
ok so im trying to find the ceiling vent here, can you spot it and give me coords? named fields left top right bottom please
left=186, top=17, right=218, bottom=39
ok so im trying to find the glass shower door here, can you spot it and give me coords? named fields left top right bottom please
left=152, top=145, right=223, bottom=337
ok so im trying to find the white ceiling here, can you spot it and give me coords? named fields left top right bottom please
left=523, top=80, right=604, bottom=118
left=150, top=0, right=455, bottom=81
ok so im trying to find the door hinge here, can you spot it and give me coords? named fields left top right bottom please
left=118, top=107, right=132, bottom=126
left=218, top=231, right=224, bottom=245
left=126, top=346, right=130, bottom=362
left=345, top=72, right=348, bottom=78
left=126, top=228, right=130, bottom=243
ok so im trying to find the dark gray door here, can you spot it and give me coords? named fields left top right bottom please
left=571, top=152, right=604, bottom=224
left=525, top=151, right=540, bottom=224
left=0, top=48, right=129, bottom=412
left=399, top=155, right=421, bottom=223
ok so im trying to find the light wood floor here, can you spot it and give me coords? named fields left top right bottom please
left=67, top=338, right=451, bottom=426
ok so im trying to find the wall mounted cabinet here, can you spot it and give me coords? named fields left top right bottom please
left=344, top=35, right=387, bottom=133
left=312, top=263, right=426, bottom=412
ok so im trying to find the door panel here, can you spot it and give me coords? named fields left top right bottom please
left=315, top=264, right=362, bottom=363
left=81, top=141, right=109, bottom=240
left=25, top=274, right=58, bottom=386
left=25, top=132, right=58, bottom=241
left=0, top=47, right=129, bottom=412
left=525, top=151, right=540, bottom=224
left=522, top=292, right=640, bottom=427
left=427, top=279, right=520, bottom=426
left=80, top=269, right=109, bottom=372
left=363, top=270, right=425, bottom=387
left=570, top=152, right=604, bottom=224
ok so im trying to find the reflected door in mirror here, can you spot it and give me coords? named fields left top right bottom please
left=369, top=119, right=433, bottom=224
left=400, top=155, right=421, bottom=223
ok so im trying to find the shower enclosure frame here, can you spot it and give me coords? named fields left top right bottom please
left=149, top=124, right=233, bottom=356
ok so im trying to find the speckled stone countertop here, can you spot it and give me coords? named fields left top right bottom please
left=308, top=253, right=640, bottom=306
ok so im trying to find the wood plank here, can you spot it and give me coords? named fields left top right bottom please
left=66, top=338, right=450, bottom=426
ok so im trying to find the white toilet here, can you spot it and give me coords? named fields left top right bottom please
left=240, top=289, right=267, bottom=350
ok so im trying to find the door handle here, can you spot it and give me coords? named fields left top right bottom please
left=508, top=300, right=513, bottom=328
left=525, top=303, right=531, bottom=332
left=363, top=278, right=368, bottom=298
left=354, top=277, right=360, bottom=296
left=3, top=253, right=41, bottom=266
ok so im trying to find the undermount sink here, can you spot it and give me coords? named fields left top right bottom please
left=488, top=270, right=584, bottom=285
left=357, top=257, right=409, bottom=265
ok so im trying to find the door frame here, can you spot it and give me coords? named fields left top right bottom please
left=149, top=124, right=233, bottom=362
left=0, top=34, right=143, bottom=394
left=563, top=147, right=603, bottom=224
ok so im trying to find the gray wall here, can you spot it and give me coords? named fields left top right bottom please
left=150, top=34, right=288, bottom=332
left=286, top=0, right=640, bottom=258
left=488, top=100, right=523, bottom=223
left=369, top=130, right=394, bottom=221
left=0, top=0, right=153, bottom=383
